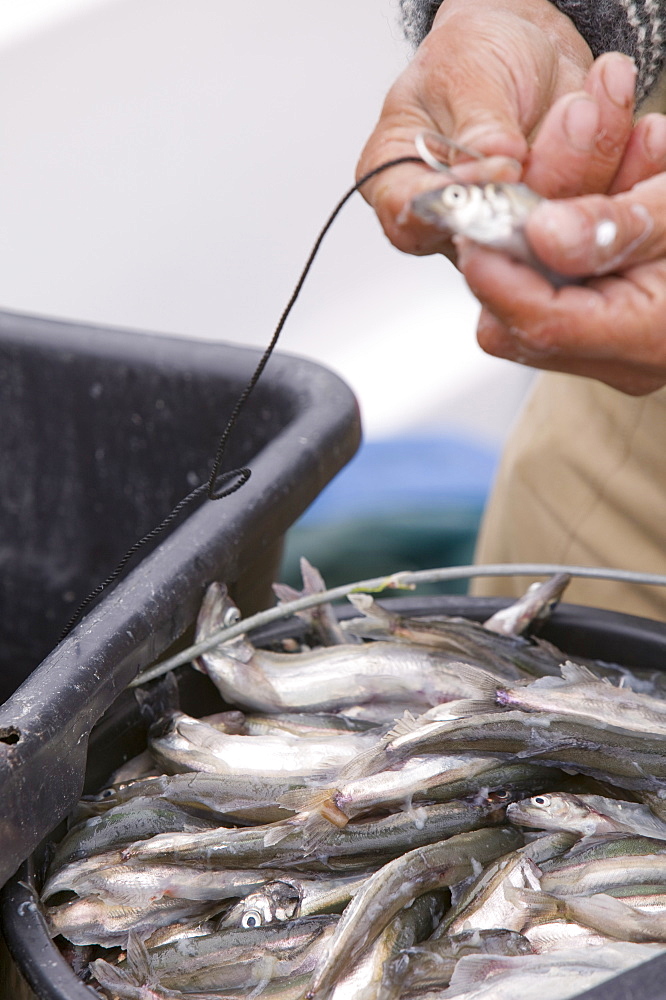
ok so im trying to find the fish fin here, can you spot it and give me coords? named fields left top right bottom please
left=503, top=884, right=559, bottom=918
left=264, top=797, right=348, bottom=851
left=262, top=819, right=302, bottom=847
left=559, top=660, right=604, bottom=685
left=272, top=581, right=302, bottom=605
left=89, top=957, right=135, bottom=991
left=343, top=594, right=396, bottom=640
left=383, top=711, right=422, bottom=739
left=300, top=819, right=335, bottom=856
left=441, top=698, right=500, bottom=718
left=346, top=593, right=388, bottom=619
left=447, top=954, right=514, bottom=990
left=272, top=556, right=327, bottom=607
left=274, top=790, right=348, bottom=829
left=299, top=557, right=327, bottom=595
left=125, top=930, right=153, bottom=983
left=278, top=788, right=321, bottom=812
left=334, top=740, right=390, bottom=782
left=448, top=662, right=505, bottom=700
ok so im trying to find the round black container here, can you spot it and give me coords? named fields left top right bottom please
left=4, top=595, right=666, bottom=1000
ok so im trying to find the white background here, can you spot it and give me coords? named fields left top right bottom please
left=0, top=0, right=532, bottom=442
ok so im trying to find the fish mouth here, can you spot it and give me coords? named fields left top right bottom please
left=410, top=190, right=451, bottom=229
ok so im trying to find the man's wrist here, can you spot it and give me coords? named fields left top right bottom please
left=401, top=0, right=666, bottom=102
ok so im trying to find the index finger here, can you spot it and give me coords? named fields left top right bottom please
left=524, top=176, right=666, bottom=278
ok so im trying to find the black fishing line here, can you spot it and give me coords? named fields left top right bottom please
left=60, top=155, right=423, bottom=640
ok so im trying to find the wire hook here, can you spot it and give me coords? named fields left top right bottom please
left=414, top=130, right=485, bottom=173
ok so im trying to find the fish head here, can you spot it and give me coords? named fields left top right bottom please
left=225, top=881, right=301, bottom=929
left=196, top=582, right=242, bottom=634
left=410, top=181, right=543, bottom=260
left=194, top=582, right=256, bottom=681
left=507, top=792, right=584, bottom=831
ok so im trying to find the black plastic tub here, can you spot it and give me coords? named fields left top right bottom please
left=0, top=307, right=361, bottom=892
left=3, top=595, right=666, bottom=1000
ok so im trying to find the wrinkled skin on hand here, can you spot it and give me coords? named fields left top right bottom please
left=358, top=0, right=666, bottom=393
left=463, top=176, right=666, bottom=394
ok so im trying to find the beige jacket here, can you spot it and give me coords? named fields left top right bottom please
left=472, top=372, right=666, bottom=619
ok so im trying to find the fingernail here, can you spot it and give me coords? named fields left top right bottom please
left=531, top=202, right=590, bottom=258
left=562, top=95, right=600, bottom=152
left=642, top=114, right=666, bottom=163
left=600, top=53, right=637, bottom=108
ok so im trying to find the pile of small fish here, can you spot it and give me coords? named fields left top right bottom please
left=41, top=564, right=666, bottom=999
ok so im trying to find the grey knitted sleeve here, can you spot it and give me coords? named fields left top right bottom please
left=399, top=0, right=666, bottom=102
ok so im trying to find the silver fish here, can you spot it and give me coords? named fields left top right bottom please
left=462, top=660, right=666, bottom=737
left=306, top=826, right=522, bottom=998
left=218, top=876, right=368, bottom=930
left=50, top=796, right=218, bottom=868
left=411, top=180, right=541, bottom=254
left=514, top=888, right=666, bottom=944
left=343, top=594, right=565, bottom=679
left=482, top=574, right=571, bottom=637
left=123, top=800, right=506, bottom=874
left=43, top=856, right=284, bottom=908
left=91, top=931, right=222, bottom=1000
left=148, top=711, right=379, bottom=779
left=435, top=943, right=666, bottom=999
left=442, top=831, right=577, bottom=936
left=282, top=757, right=565, bottom=837
left=328, top=890, right=445, bottom=1000
left=384, top=708, right=666, bottom=795
left=539, top=835, right=666, bottom=896
left=46, top=895, right=223, bottom=948
left=82, top=770, right=320, bottom=826
left=384, top=928, right=533, bottom=998
left=131, top=916, right=338, bottom=992
left=195, top=584, right=565, bottom=718
left=507, top=792, right=666, bottom=841
left=410, top=180, right=571, bottom=287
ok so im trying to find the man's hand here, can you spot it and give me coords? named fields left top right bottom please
left=357, top=0, right=637, bottom=257
left=458, top=162, right=666, bottom=395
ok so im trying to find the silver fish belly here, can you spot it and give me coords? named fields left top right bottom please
left=411, top=181, right=570, bottom=286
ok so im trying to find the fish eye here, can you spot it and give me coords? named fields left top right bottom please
left=531, top=795, right=550, bottom=808
left=489, top=789, right=511, bottom=802
left=223, top=606, right=241, bottom=627
left=442, top=185, right=467, bottom=205
left=241, top=909, right=263, bottom=929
